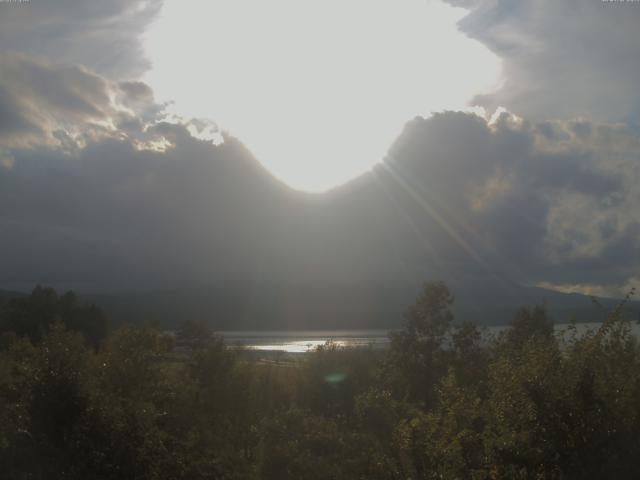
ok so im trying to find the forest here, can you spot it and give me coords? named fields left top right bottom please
left=1, top=282, right=640, bottom=479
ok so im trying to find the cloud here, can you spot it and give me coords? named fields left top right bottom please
left=0, top=53, right=172, bottom=151
left=0, top=55, right=346, bottom=293
left=0, top=1, right=638, bottom=302
left=447, top=0, right=640, bottom=124
left=379, top=111, right=640, bottom=291
left=1, top=69, right=639, bottom=298
left=0, top=53, right=111, bottom=146
left=0, top=0, right=162, bottom=78
left=0, top=130, right=293, bottom=292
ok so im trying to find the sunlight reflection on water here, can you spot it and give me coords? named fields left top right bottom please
left=221, top=330, right=390, bottom=353
left=220, top=322, right=640, bottom=353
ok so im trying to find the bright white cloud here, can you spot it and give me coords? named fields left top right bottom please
left=0, top=0, right=163, bottom=78
left=448, top=0, right=640, bottom=124
left=143, top=0, right=501, bottom=191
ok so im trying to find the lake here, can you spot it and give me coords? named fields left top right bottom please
left=220, top=329, right=390, bottom=353
left=220, top=322, right=640, bottom=353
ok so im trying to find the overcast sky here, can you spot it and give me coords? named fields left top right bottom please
left=1, top=0, right=639, bottom=299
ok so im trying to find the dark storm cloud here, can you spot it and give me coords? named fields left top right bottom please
left=0, top=54, right=367, bottom=292
left=0, top=85, right=40, bottom=137
left=446, top=0, right=640, bottom=123
left=1, top=56, right=639, bottom=297
left=0, top=130, right=291, bottom=292
left=0, top=53, right=163, bottom=148
left=0, top=0, right=162, bottom=78
left=0, top=0, right=638, bottom=300
left=379, top=111, right=640, bottom=293
left=1, top=53, right=111, bottom=114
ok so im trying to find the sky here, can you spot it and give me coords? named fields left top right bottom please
left=142, top=0, right=500, bottom=191
left=1, top=0, right=640, bottom=300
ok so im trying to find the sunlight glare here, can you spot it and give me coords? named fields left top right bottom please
left=144, top=0, right=501, bottom=191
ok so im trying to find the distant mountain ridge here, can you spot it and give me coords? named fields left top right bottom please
left=21, top=284, right=633, bottom=331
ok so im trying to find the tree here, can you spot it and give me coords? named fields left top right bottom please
left=385, top=281, right=454, bottom=407
left=0, top=286, right=108, bottom=348
left=505, top=305, right=554, bottom=348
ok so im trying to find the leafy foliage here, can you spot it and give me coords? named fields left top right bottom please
left=1, top=283, right=640, bottom=478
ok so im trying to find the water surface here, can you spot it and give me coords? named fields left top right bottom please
left=220, top=322, right=640, bottom=353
